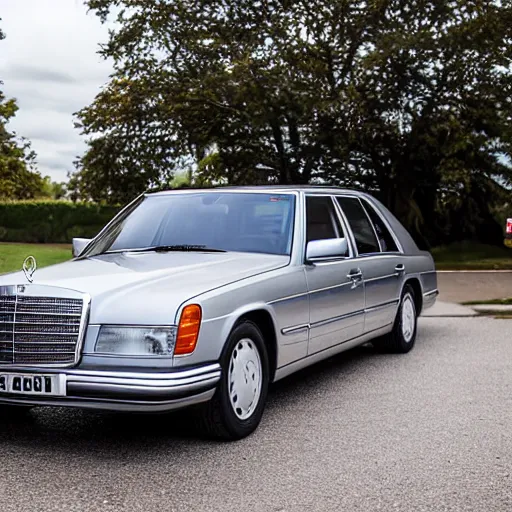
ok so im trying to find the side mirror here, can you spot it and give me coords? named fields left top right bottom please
left=306, top=238, right=348, bottom=261
left=72, top=238, right=91, bottom=258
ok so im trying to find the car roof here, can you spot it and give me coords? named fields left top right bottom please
left=148, top=185, right=363, bottom=196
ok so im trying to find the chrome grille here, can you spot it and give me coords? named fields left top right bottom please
left=0, top=289, right=86, bottom=366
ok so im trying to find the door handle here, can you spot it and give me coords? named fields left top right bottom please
left=395, top=264, right=405, bottom=273
left=347, top=268, right=363, bottom=280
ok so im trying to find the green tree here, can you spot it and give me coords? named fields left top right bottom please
left=0, top=21, right=45, bottom=200
left=77, top=1, right=512, bottom=246
left=40, top=176, right=67, bottom=200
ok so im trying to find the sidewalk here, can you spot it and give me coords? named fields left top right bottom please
left=422, top=301, right=477, bottom=317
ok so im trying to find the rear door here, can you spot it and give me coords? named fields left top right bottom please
left=335, top=196, right=404, bottom=333
left=304, top=195, right=365, bottom=355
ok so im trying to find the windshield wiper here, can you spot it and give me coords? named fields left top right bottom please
left=149, top=244, right=227, bottom=253
left=124, top=244, right=227, bottom=253
left=100, top=244, right=227, bottom=256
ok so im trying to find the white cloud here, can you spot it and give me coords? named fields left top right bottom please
left=0, top=0, right=113, bottom=182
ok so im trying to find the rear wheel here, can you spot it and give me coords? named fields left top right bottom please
left=372, top=284, right=418, bottom=353
left=198, top=320, right=269, bottom=440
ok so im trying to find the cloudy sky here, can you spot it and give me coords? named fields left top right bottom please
left=0, top=0, right=113, bottom=182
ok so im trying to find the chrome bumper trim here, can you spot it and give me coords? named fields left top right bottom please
left=0, top=363, right=221, bottom=412
left=0, top=389, right=216, bottom=413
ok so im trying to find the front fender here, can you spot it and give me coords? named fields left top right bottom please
left=217, top=301, right=280, bottom=354
left=171, top=266, right=309, bottom=369
left=172, top=300, right=280, bottom=369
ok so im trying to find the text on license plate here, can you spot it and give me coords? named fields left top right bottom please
left=0, top=374, right=66, bottom=396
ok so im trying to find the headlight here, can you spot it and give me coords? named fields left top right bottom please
left=95, top=326, right=177, bottom=356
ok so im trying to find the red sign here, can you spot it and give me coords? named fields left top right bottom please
left=507, top=218, right=512, bottom=235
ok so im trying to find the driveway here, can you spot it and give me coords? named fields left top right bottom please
left=0, top=316, right=511, bottom=511
left=438, top=271, right=512, bottom=303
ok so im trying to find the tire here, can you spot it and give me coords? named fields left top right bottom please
left=198, top=320, right=269, bottom=441
left=372, top=284, right=418, bottom=354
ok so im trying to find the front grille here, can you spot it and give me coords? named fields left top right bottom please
left=0, top=291, right=85, bottom=366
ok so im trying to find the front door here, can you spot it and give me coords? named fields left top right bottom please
left=304, top=195, right=365, bottom=355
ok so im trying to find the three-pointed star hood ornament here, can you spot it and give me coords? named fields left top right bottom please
left=22, top=256, right=37, bottom=283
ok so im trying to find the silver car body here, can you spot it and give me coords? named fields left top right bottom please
left=0, top=187, right=438, bottom=411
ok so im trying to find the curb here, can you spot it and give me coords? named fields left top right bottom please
left=437, top=270, right=512, bottom=273
left=421, top=314, right=478, bottom=318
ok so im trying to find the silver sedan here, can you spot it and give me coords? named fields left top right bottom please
left=0, top=187, right=437, bottom=440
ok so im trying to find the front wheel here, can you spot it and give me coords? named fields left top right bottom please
left=372, top=284, right=418, bottom=353
left=198, top=320, right=269, bottom=441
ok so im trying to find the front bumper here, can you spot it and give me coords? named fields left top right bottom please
left=0, top=363, right=221, bottom=412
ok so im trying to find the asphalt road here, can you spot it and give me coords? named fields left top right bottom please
left=0, top=316, right=511, bottom=512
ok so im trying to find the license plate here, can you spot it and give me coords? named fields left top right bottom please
left=0, top=374, right=66, bottom=397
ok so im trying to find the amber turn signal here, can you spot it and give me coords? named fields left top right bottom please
left=175, top=304, right=202, bottom=355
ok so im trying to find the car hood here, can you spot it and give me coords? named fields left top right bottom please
left=0, top=251, right=289, bottom=324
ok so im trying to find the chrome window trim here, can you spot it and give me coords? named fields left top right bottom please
left=79, top=192, right=146, bottom=259
left=359, top=197, right=404, bottom=254
left=303, top=193, right=356, bottom=261
left=331, top=195, right=359, bottom=257
left=83, top=190, right=300, bottom=260
left=356, top=196, right=383, bottom=253
left=334, top=195, right=381, bottom=256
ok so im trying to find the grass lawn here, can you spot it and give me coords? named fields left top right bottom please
left=0, top=243, right=71, bottom=275
left=463, top=298, right=512, bottom=306
left=432, top=242, right=512, bottom=270
left=475, top=310, right=512, bottom=318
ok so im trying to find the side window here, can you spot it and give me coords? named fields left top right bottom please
left=306, top=196, right=344, bottom=243
left=336, top=197, right=380, bottom=254
left=361, top=200, right=399, bottom=253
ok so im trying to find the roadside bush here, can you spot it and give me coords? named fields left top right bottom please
left=0, top=201, right=120, bottom=243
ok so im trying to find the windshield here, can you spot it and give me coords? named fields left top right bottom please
left=84, top=192, right=296, bottom=257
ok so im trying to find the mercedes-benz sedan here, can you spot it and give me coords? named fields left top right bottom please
left=0, top=187, right=437, bottom=439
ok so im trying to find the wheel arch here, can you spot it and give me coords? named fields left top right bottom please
left=225, top=305, right=278, bottom=384
left=402, top=277, right=423, bottom=316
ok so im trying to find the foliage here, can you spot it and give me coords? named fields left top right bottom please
left=0, top=200, right=120, bottom=243
left=0, top=243, right=71, bottom=276
left=40, top=177, right=68, bottom=200
left=0, top=90, right=45, bottom=200
left=432, top=241, right=512, bottom=270
left=463, top=298, right=512, bottom=305
left=168, top=171, right=192, bottom=189
left=0, top=19, right=46, bottom=200
left=76, top=1, right=512, bottom=247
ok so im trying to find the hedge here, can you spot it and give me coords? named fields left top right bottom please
left=0, top=201, right=121, bottom=243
